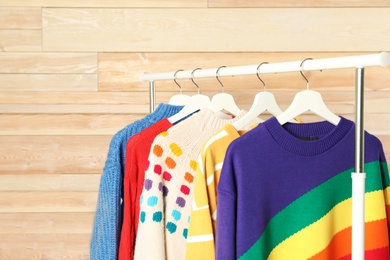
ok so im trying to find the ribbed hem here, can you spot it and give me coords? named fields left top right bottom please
left=265, top=117, right=353, bottom=156
left=144, top=103, right=183, bottom=125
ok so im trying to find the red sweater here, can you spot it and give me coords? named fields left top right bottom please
left=118, top=118, right=173, bottom=260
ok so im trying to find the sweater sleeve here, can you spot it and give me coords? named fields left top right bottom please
left=90, top=131, right=125, bottom=260
left=134, top=135, right=167, bottom=260
left=118, top=134, right=139, bottom=260
left=185, top=152, right=216, bottom=260
left=216, top=147, right=237, bottom=260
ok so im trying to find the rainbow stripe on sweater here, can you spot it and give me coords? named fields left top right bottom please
left=239, top=161, right=389, bottom=260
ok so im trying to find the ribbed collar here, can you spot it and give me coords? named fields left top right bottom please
left=190, top=108, right=247, bottom=132
left=143, top=103, right=183, bottom=125
left=264, top=116, right=353, bottom=156
left=167, top=108, right=247, bottom=146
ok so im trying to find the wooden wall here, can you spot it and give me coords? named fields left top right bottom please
left=1, top=1, right=390, bottom=259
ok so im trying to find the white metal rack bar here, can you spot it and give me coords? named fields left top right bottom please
left=140, top=52, right=390, bottom=260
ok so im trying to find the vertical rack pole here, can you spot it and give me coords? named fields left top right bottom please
left=351, top=67, right=366, bottom=260
left=149, top=80, right=156, bottom=113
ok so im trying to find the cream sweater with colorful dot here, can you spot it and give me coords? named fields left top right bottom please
left=134, top=109, right=246, bottom=260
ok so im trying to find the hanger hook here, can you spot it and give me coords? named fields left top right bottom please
left=216, top=66, right=226, bottom=93
left=190, top=68, right=202, bottom=94
left=256, top=62, right=269, bottom=91
left=173, top=69, right=184, bottom=94
left=300, top=58, right=312, bottom=90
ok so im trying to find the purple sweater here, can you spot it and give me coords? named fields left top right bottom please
left=216, top=116, right=390, bottom=259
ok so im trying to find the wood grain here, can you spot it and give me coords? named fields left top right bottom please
left=0, top=136, right=111, bottom=174
left=42, top=8, right=390, bottom=52
left=0, top=174, right=100, bottom=191
left=0, top=8, right=41, bottom=29
left=0, top=212, right=95, bottom=233
left=377, top=135, right=390, bottom=161
left=0, top=0, right=206, bottom=8
left=0, top=104, right=149, bottom=114
left=0, top=74, right=97, bottom=91
left=0, top=114, right=144, bottom=135
left=0, top=234, right=90, bottom=260
left=0, top=30, right=42, bottom=51
left=209, top=0, right=390, bottom=7
left=0, top=91, right=147, bottom=104
left=99, top=52, right=390, bottom=92
left=0, top=191, right=97, bottom=212
left=0, top=52, right=97, bottom=73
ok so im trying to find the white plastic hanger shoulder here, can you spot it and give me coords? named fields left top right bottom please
left=209, top=66, right=242, bottom=117
left=276, top=58, right=340, bottom=126
left=233, top=62, right=281, bottom=130
left=168, top=68, right=210, bottom=124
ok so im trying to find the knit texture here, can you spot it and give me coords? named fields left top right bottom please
left=90, top=104, right=182, bottom=260
left=216, top=117, right=390, bottom=259
left=119, top=118, right=173, bottom=260
left=134, top=109, right=247, bottom=260
left=185, top=123, right=258, bottom=260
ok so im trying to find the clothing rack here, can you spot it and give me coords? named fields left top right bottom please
left=140, top=52, right=390, bottom=260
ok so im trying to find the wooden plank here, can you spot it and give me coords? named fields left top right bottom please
left=0, top=234, right=90, bottom=260
left=377, top=135, right=390, bottom=162
left=99, top=52, right=390, bottom=92
left=0, top=53, right=97, bottom=73
left=0, top=136, right=111, bottom=174
left=0, top=114, right=144, bottom=135
left=0, top=8, right=41, bottom=29
left=43, top=8, right=390, bottom=52
left=0, top=74, right=97, bottom=91
left=0, top=0, right=206, bottom=8
left=0, top=212, right=94, bottom=233
left=0, top=114, right=145, bottom=136
left=0, top=104, right=149, bottom=114
left=209, top=0, right=390, bottom=7
left=0, top=191, right=97, bottom=213
left=0, top=174, right=100, bottom=191
left=0, top=30, right=41, bottom=52
left=0, top=91, right=147, bottom=104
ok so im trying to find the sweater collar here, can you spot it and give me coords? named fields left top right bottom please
left=264, top=116, right=353, bottom=156
left=144, top=103, right=183, bottom=124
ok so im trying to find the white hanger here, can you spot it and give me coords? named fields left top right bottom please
left=233, top=62, right=281, bottom=130
left=168, top=68, right=210, bottom=124
left=276, top=58, right=341, bottom=126
left=209, top=66, right=242, bottom=118
left=168, top=69, right=191, bottom=106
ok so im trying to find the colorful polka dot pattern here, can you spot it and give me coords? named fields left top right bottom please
left=163, top=171, right=172, bottom=181
left=167, top=222, right=177, bottom=234
left=184, top=172, right=194, bottom=183
left=153, top=211, right=163, bottom=222
left=140, top=138, right=200, bottom=243
left=171, top=210, right=181, bottom=221
left=144, top=179, right=153, bottom=191
left=170, top=143, right=183, bottom=156
left=140, top=211, right=146, bottom=223
left=154, top=164, right=162, bottom=175
left=153, top=144, right=163, bottom=157
left=165, top=157, right=176, bottom=169
left=147, top=196, right=158, bottom=207
left=189, top=160, right=198, bottom=171
left=159, top=131, right=169, bottom=137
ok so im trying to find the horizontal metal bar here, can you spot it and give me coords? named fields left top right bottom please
left=140, top=52, right=390, bottom=81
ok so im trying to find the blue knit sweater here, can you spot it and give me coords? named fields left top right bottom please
left=90, top=104, right=182, bottom=260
